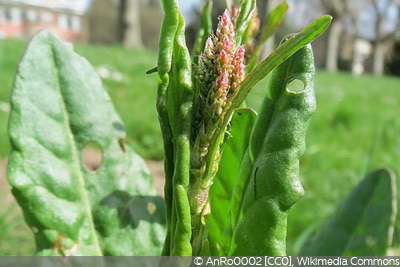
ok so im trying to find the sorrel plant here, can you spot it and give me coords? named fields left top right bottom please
left=5, top=0, right=396, bottom=257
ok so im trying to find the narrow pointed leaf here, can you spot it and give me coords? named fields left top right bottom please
left=247, top=2, right=289, bottom=71
left=299, top=168, right=397, bottom=256
left=7, top=31, right=165, bottom=256
left=260, top=2, right=289, bottom=43
left=230, top=15, right=331, bottom=114
left=192, top=0, right=213, bottom=61
left=235, top=0, right=256, bottom=45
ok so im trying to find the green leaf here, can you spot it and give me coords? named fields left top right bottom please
left=260, top=2, right=289, bottom=44
left=157, top=0, right=181, bottom=256
left=157, top=0, right=179, bottom=76
left=7, top=31, right=165, bottom=256
left=92, top=150, right=166, bottom=256
left=299, top=168, right=397, bottom=256
left=229, top=42, right=316, bottom=256
left=0, top=204, right=23, bottom=242
left=207, top=108, right=257, bottom=255
left=192, top=0, right=213, bottom=61
left=231, top=15, right=331, bottom=113
left=235, top=0, right=256, bottom=45
left=168, top=14, right=194, bottom=257
left=247, top=2, right=289, bottom=71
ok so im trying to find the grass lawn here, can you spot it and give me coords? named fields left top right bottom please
left=287, top=72, right=400, bottom=253
left=0, top=38, right=399, bottom=255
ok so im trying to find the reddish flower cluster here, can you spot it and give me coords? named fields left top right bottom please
left=192, top=9, right=245, bottom=172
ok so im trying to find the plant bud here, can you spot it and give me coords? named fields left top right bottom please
left=192, top=9, right=245, bottom=181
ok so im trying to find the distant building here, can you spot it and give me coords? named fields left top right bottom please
left=0, top=0, right=163, bottom=49
left=0, top=0, right=90, bottom=42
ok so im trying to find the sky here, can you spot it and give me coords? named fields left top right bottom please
left=178, top=0, right=202, bottom=22
left=283, top=0, right=399, bottom=41
left=178, top=0, right=202, bottom=11
left=357, top=0, right=399, bottom=40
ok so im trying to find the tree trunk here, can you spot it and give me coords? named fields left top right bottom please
left=372, top=41, right=387, bottom=75
left=118, top=0, right=127, bottom=43
left=123, top=0, right=143, bottom=48
left=325, top=19, right=342, bottom=72
left=371, top=0, right=389, bottom=75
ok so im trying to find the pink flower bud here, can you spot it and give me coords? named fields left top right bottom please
left=231, top=7, right=239, bottom=21
left=235, top=45, right=245, bottom=61
left=233, top=45, right=245, bottom=84
left=217, top=71, right=229, bottom=92
left=217, top=9, right=235, bottom=42
left=204, top=37, right=214, bottom=59
left=193, top=9, right=246, bottom=166
left=219, top=49, right=229, bottom=65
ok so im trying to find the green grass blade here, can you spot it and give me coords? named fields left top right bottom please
left=0, top=205, right=23, bottom=241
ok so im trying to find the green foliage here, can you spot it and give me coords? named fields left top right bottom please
left=246, top=2, right=288, bottom=71
left=3, top=0, right=397, bottom=257
left=7, top=31, right=165, bottom=256
left=0, top=39, right=162, bottom=160
left=300, top=168, right=397, bottom=256
left=229, top=42, right=316, bottom=256
left=156, top=0, right=331, bottom=256
left=157, top=0, right=193, bottom=255
left=192, top=0, right=213, bottom=61
left=286, top=72, right=400, bottom=254
left=0, top=39, right=26, bottom=158
left=73, top=44, right=162, bottom=160
left=208, top=108, right=257, bottom=255
left=0, top=205, right=23, bottom=242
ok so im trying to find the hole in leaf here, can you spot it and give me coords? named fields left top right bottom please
left=82, top=141, right=103, bottom=173
left=287, top=79, right=305, bottom=93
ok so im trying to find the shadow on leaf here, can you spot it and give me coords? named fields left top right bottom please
left=99, top=190, right=166, bottom=229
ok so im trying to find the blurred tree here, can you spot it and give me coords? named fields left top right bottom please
left=321, top=0, right=399, bottom=75
left=121, top=0, right=143, bottom=48
left=88, top=0, right=119, bottom=44
left=320, top=0, right=352, bottom=72
left=387, top=4, right=400, bottom=75
left=257, top=0, right=282, bottom=57
left=139, top=1, right=162, bottom=50
left=369, top=0, right=399, bottom=75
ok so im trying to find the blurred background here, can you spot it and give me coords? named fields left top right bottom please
left=0, top=0, right=399, bottom=255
